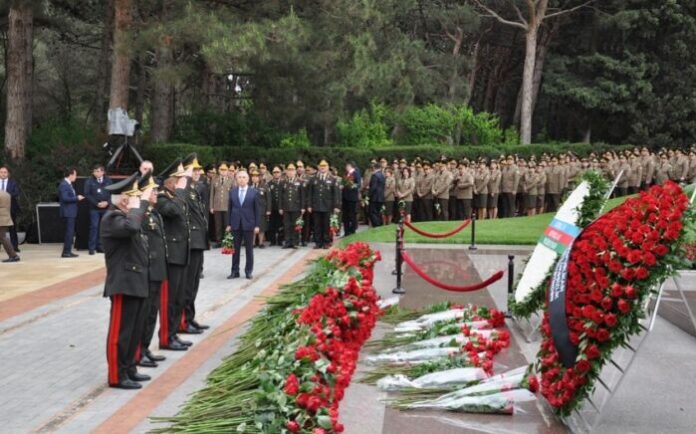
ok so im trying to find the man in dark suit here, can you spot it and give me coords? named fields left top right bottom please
left=84, top=164, right=113, bottom=255
left=101, top=172, right=152, bottom=389
left=342, top=161, right=361, bottom=236
left=227, top=170, right=260, bottom=279
left=0, top=166, right=21, bottom=252
left=58, top=167, right=84, bottom=258
left=368, top=163, right=385, bottom=227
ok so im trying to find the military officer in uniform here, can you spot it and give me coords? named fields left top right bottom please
left=135, top=171, right=167, bottom=368
left=266, top=166, right=283, bottom=246
left=155, top=160, right=191, bottom=351
left=101, top=172, right=152, bottom=389
left=432, top=161, right=454, bottom=221
left=416, top=162, right=435, bottom=221
left=307, top=160, right=341, bottom=249
left=250, top=169, right=270, bottom=248
left=296, top=160, right=312, bottom=246
left=209, top=162, right=233, bottom=246
left=279, top=163, right=305, bottom=249
left=180, top=154, right=210, bottom=335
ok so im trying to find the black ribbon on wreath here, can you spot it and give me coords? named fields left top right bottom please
left=548, top=243, right=579, bottom=368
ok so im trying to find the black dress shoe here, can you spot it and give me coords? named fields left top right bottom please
left=323, top=245, right=331, bottom=249
left=89, top=250, right=95, bottom=255
left=96, top=248, right=104, bottom=253
left=246, top=273, right=253, bottom=280
left=14, top=248, right=20, bottom=253
left=138, top=358, right=158, bottom=368
left=191, top=320, right=209, bottom=330
left=180, top=324, right=203, bottom=334
left=129, top=371, right=151, bottom=382
left=2, top=256, right=20, bottom=263
left=174, top=336, right=193, bottom=346
left=282, top=244, right=292, bottom=249
left=227, top=272, right=240, bottom=279
left=144, top=350, right=166, bottom=362
left=161, top=341, right=188, bottom=351
left=61, top=252, right=79, bottom=258
left=110, top=379, right=142, bottom=390
left=313, top=245, right=322, bottom=249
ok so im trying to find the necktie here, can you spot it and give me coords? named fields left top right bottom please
left=98, top=178, right=103, bottom=183
left=239, top=188, right=246, bottom=204
left=1, top=180, right=5, bottom=191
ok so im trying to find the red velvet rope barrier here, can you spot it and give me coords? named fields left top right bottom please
left=401, top=250, right=504, bottom=292
left=403, top=219, right=471, bottom=239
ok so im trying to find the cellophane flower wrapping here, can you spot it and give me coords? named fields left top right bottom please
left=221, top=231, right=235, bottom=255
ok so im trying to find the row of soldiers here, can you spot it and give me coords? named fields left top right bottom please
left=101, top=154, right=210, bottom=390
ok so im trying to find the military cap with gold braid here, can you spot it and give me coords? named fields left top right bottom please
left=106, top=172, right=142, bottom=197
left=183, top=153, right=203, bottom=170
left=319, top=159, right=329, bottom=168
left=138, top=170, right=159, bottom=191
left=157, top=158, right=185, bottom=181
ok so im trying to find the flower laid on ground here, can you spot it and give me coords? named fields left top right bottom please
left=329, top=213, right=341, bottom=240
left=154, top=242, right=381, bottom=433
left=536, top=182, right=692, bottom=416
left=221, top=231, right=235, bottom=255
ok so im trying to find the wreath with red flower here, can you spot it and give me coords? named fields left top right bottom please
left=536, top=182, right=693, bottom=416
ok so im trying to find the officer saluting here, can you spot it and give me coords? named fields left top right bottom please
left=307, top=160, right=341, bottom=249
left=102, top=172, right=152, bottom=389
left=155, top=160, right=190, bottom=351
left=279, top=163, right=305, bottom=249
left=135, top=170, right=167, bottom=368
left=180, top=153, right=210, bottom=335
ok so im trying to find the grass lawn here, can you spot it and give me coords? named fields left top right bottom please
left=341, top=190, right=695, bottom=246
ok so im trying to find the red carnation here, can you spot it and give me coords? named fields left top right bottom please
left=585, top=344, right=601, bottom=360
left=527, top=374, right=540, bottom=393
left=604, top=313, right=618, bottom=327
left=576, top=359, right=591, bottom=373
left=635, top=267, right=649, bottom=280
left=617, top=299, right=631, bottom=314
left=624, top=286, right=637, bottom=299
left=284, top=373, right=300, bottom=395
left=596, top=328, right=610, bottom=342
left=287, top=421, right=300, bottom=433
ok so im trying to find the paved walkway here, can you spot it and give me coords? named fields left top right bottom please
left=0, top=244, right=319, bottom=434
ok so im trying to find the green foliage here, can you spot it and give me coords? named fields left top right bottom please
left=26, top=118, right=99, bottom=159
left=279, top=129, right=312, bottom=149
left=172, top=111, right=281, bottom=148
left=336, top=103, right=393, bottom=148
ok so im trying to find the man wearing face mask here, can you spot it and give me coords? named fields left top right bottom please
left=101, top=172, right=152, bottom=389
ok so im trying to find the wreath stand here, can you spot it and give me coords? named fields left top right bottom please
left=564, top=186, right=696, bottom=433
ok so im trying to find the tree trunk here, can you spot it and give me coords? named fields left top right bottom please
left=464, top=41, right=480, bottom=106
left=109, top=0, right=131, bottom=112
left=134, top=52, right=146, bottom=124
left=514, top=21, right=556, bottom=127
left=4, top=5, right=33, bottom=161
left=447, top=29, right=463, bottom=101
left=520, top=22, right=538, bottom=145
left=150, top=46, right=173, bottom=143
left=94, top=0, right=114, bottom=130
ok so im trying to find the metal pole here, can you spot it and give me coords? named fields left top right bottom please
left=391, top=223, right=399, bottom=276
left=506, top=255, right=515, bottom=317
left=468, top=213, right=477, bottom=251
left=393, top=220, right=406, bottom=295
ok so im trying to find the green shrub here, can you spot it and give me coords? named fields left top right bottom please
left=336, top=102, right=392, bottom=148
left=173, top=111, right=281, bottom=148
left=279, top=129, right=312, bottom=149
left=27, top=118, right=99, bottom=159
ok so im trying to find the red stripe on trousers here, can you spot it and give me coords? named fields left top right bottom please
left=107, top=295, right=123, bottom=385
left=159, top=280, right=169, bottom=346
left=135, top=344, right=141, bottom=363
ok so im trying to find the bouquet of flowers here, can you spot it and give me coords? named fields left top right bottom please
left=434, top=202, right=441, bottom=216
left=361, top=196, right=369, bottom=209
left=329, top=213, right=341, bottom=239
left=294, top=215, right=304, bottom=233
left=221, top=231, right=235, bottom=255
left=342, top=174, right=357, bottom=190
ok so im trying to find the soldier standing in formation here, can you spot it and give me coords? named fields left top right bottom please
left=267, top=166, right=283, bottom=246
left=209, top=162, right=233, bottom=247
left=307, top=160, right=341, bottom=249
left=279, top=163, right=305, bottom=249
left=432, top=161, right=453, bottom=221
left=251, top=169, right=270, bottom=248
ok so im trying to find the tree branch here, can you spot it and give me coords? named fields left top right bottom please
left=512, top=3, right=528, bottom=27
left=544, top=0, right=594, bottom=20
left=471, top=0, right=527, bottom=30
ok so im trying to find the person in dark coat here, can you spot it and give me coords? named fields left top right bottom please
left=155, top=160, right=191, bottom=351
left=84, top=164, right=113, bottom=254
left=135, top=171, right=168, bottom=368
left=101, top=172, right=151, bottom=389
left=307, top=160, right=341, bottom=249
left=279, top=164, right=305, bottom=249
left=368, top=163, right=385, bottom=227
left=227, top=170, right=261, bottom=279
left=342, top=161, right=361, bottom=236
left=0, top=166, right=21, bottom=252
left=58, top=167, right=84, bottom=258
left=180, top=154, right=210, bottom=334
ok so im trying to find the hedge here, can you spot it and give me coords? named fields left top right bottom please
left=143, top=142, right=635, bottom=170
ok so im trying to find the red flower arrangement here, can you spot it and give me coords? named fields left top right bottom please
left=284, top=242, right=381, bottom=433
left=221, top=231, right=235, bottom=255
left=536, top=182, right=691, bottom=416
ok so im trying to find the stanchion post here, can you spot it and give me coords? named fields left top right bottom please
left=393, top=220, right=406, bottom=295
left=506, top=255, right=515, bottom=316
left=391, top=223, right=399, bottom=276
left=468, top=213, right=478, bottom=251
